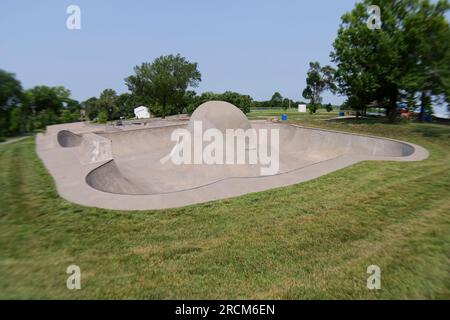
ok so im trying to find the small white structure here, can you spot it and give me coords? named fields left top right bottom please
left=134, top=106, right=151, bottom=119
left=298, top=104, right=307, bottom=113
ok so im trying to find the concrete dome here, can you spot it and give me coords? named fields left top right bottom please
left=188, top=101, right=251, bottom=133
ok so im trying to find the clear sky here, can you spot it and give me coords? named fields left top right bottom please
left=1, top=0, right=448, bottom=116
left=0, top=0, right=362, bottom=105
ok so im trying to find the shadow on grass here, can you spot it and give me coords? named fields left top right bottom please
left=325, top=117, right=389, bottom=125
left=413, top=125, right=450, bottom=138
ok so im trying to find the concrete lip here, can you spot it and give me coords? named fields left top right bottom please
left=36, top=102, right=429, bottom=211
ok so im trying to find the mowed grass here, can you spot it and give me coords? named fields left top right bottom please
left=0, top=114, right=450, bottom=299
left=248, top=108, right=340, bottom=121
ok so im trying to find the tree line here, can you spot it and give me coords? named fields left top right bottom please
left=0, top=53, right=302, bottom=139
left=0, top=70, right=82, bottom=138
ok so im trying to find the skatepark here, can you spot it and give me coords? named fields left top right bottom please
left=36, top=101, right=428, bottom=210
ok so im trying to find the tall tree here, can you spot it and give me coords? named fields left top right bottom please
left=270, top=92, right=283, bottom=109
left=401, top=0, right=450, bottom=120
left=116, top=93, right=143, bottom=119
left=82, top=97, right=99, bottom=120
left=97, top=89, right=118, bottom=120
left=125, top=54, right=201, bottom=118
left=0, top=70, right=23, bottom=135
left=302, top=62, right=336, bottom=113
left=24, top=85, right=76, bottom=128
left=25, top=85, right=72, bottom=115
left=331, top=0, right=450, bottom=122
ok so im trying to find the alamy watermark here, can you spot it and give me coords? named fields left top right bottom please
left=66, top=5, right=81, bottom=30
left=367, top=265, right=381, bottom=290
left=160, top=121, right=280, bottom=176
left=367, top=5, right=382, bottom=30
left=66, top=264, right=81, bottom=289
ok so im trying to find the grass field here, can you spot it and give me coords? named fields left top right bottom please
left=1, top=112, right=449, bottom=299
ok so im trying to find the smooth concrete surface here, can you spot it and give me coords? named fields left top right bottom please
left=36, top=102, right=429, bottom=211
left=57, top=130, right=82, bottom=147
left=187, top=101, right=251, bottom=133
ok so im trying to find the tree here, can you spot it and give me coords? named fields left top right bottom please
left=116, top=93, right=143, bottom=119
left=191, top=91, right=253, bottom=114
left=82, top=97, right=99, bottom=120
left=97, top=109, right=109, bottom=123
left=0, top=70, right=23, bottom=136
left=331, top=0, right=450, bottom=122
left=125, top=54, right=201, bottom=118
left=220, top=91, right=253, bottom=114
left=23, top=85, right=77, bottom=128
left=59, top=108, right=78, bottom=123
left=175, top=90, right=196, bottom=114
left=97, top=89, right=118, bottom=120
left=270, top=92, right=283, bottom=109
left=401, top=0, right=450, bottom=121
left=25, top=86, right=62, bottom=114
left=9, top=107, right=23, bottom=134
left=331, top=1, right=404, bottom=121
left=282, top=98, right=292, bottom=110
left=302, top=62, right=336, bottom=114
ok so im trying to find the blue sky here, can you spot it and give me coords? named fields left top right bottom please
left=0, top=0, right=361, bottom=104
left=0, top=0, right=448, bottom=116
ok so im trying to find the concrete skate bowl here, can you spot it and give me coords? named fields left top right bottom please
left=83, top=101, right=428, bottom=203
left=57, top=130, right=82, bottom=147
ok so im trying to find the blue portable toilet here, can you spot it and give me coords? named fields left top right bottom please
left=281, top=114, right=287, bottom=121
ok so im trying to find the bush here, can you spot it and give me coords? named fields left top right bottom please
left=325, top=103, right=333, bottom=112
left=307, top=104, right=319, bottom=114
left=59, top=109, right=73, bottom=123
left=97, top=110, right=109, bottom=123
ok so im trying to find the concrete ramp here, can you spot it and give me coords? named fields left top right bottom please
left=57, top=130, right=82, bottom=147
left=35, top=103, right=429, bottom=210
left=83, top=122, right=423, bottom=196
left=78, top=133, right=113, bottom=165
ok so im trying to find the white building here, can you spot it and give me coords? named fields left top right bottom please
left=298, top=104, right=307, bottom=113
left=134, top=106, right=151, bottom=119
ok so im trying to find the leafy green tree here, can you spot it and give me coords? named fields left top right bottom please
left=220, top=91, right=253, bottom=114
left=82, top=97, right=100, bottom=120
left=97, top=109, right=109, bottom=123
left=191, top=91, right=253, bottom=114
left=175, top=90, right=197, bottom=114
left=270, top=92, right=283, bottom=109
left=325, top=103, right=334, bottom=112
left=24, top=85, right=77, bottom=128
left=331, top=1, right=402, bottom=121
left=302, top=62, right=336, bottom=114
left=401, top=0, right=450, bottom=121
left=59, top=109, right=76, bottom=123
left=97, top=89, right=118, bottom=120
left=331, top=0, right=450, bottom=122
left=125, top=54, right=201, bottom=118
left=0, top=70, right=23, bottom=135
left=9, top=107, right=23, bottom=134
left=25, top=86, right=63, bottom=115
left=282, top=98, right=292, bottom=110
left=116, top=93, right=143, bottom=119
left=36, top=109, right=58, bottom=128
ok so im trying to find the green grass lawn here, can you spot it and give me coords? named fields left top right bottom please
left=1, top=114, right=449, bottom=299
left=248, top=108, right=340, bottom=121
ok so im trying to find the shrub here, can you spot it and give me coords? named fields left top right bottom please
left=97, top=110, right=109, bottom=123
